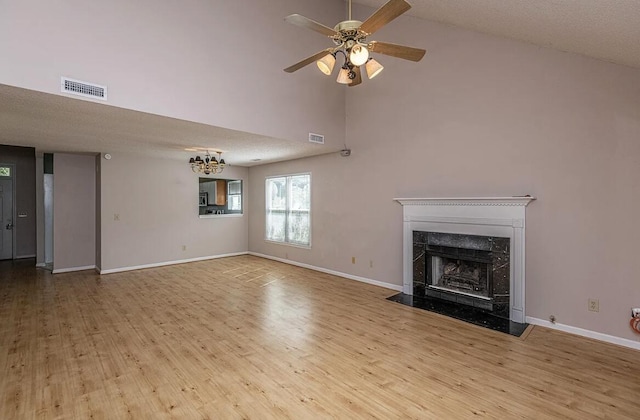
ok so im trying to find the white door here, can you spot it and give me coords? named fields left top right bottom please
left=0, top=173, right=14, bottom=260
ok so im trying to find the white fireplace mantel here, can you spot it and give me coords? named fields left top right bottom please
left=394, top=197, right=536, bottom=207
left=394, top=196, right=536, bottom=323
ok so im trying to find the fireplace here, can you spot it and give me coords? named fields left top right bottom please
left=414, top=232, right=510, bottom=319
left=395, top=196, right=535, bottom=323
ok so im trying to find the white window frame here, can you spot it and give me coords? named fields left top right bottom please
left=227, top=180, right=242, bottom=211
left=265, top=173, right=311, bottom=248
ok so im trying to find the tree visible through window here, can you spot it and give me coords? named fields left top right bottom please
left=265, top=174, right=310, bottom=246
left=0, top=167, right=10, bottom=177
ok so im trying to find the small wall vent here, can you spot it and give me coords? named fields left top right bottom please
left=61, top=77, right=107, bottom=100
left=308, top=133, right=325, bottom=144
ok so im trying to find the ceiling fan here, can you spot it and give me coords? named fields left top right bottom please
left=283, top=0, right=426, bottom=86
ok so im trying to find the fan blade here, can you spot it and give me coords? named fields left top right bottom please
left=284, top=14, right=338, bottom=37
left=368, top=41, right=426, bottom=62
left=349, top=66, right=362, bottom=87
left=284, top=49, right=334, bottom=73
left=359, top=0, right=411, bottom=35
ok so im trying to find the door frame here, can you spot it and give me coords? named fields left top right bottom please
left=0, top=163, right=17, bottom=259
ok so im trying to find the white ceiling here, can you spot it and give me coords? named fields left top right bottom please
left=354, top=0, right=640, bottom=69
left=2, top=1, right=638, bottom=165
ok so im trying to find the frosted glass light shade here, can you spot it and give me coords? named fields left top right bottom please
left=365, top=58, right=384, bottom=79
left=336, top=68, right=352, bottom=84
left=349, top=45, right=369, bottom=66
left=316, top=54, right=336, bottom=75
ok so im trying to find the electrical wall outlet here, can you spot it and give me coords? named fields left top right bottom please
left=588, top=298, right=599, bottom=312
left=182, top=245, right=187, bottom=251
left=351, top=256, right=356, bottom=264
left=369, top=260, right=373, bottom=268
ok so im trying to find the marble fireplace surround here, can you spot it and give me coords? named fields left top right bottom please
left=394, top=197, right=535, bottom=323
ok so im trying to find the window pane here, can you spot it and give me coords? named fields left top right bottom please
left=0, top=167, right=10, bottom=177
left=266, top=177, right=287, bottom=210
left=266, top=210, right=286, bottom=242
left=288, top=210, right=310, bottom=245
left=229, top=195, right=241, bottom=211
left=228, top=180, right=241, bottom=195
left=289, top=175, right=310, bottom=211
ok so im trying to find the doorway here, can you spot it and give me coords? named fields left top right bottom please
left=0, top=164, right=15, bottom=260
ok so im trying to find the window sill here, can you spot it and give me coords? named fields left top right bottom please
left=264, top=239, right=311, bottom=249
left=199, top=213, right=243, bottom=219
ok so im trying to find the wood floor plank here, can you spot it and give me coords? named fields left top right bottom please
left=1, top=255, right=639, bottom=419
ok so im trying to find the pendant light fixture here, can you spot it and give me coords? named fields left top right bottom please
left=188, top=151, right=226, bottom=175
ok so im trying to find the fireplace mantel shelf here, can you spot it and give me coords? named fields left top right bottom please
left=394, top=197, right=536, bottom=207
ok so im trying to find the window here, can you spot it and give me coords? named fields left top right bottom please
left=227, top=180, right=242, bottom=211
left=266, top=174, right=310, bottom=246
left=0, top=167, right=10, bottom=177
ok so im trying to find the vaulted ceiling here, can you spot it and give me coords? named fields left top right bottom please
left=2, top=1, right=638, bottom=165
left=354, top=0, right=640, bottom=69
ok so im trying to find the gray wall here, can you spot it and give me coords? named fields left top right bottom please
left=53, top=153, right=96, bottom=271
left=249, top=8, right=640, bottom=342
left=98, top=153, right=249, bottom=272
left=0, top=0, right=346, bottom=150
left=0, top=144, right=36, bottom=258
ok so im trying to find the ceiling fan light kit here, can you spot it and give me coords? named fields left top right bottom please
left=337, top=66, right=353, bottom=84
left=349, top=44, right=369, bottom=66
left=284, top=0, right=425, bottom=87
left=317, top=53, right=336, bottom=75
left=365, top=58, right=384, bottom=79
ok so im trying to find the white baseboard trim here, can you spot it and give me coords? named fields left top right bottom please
left=98, top=252, right=249, bottom=275
left=36, top=263, right=46, bottom=268
left=52, top=265, right=97, bottom=274
left=249, top=252, right=403, bottom=292
left=16, top=254, right=36, bottom=259
left=526, top=317, right=640, bottom=351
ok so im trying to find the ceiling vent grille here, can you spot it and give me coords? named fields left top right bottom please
left=308, top=133, right=325, bottom=144
left=61, top=77, right=107, bottom=100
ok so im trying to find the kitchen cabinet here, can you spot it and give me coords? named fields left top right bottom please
left=215, top=180, right=226, bottom=205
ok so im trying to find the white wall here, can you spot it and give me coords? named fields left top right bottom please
left=53, top=153, right=96, bottom=271
left=249, top=9, right=640, bottom=342
left=0, top=0, right=346, bottom=149
left=99, top=153, right=249, bottom=272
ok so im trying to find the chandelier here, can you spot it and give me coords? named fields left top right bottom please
left=188, top=151, right=225, bottom=175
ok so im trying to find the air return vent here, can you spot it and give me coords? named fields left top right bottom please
left=308, top=133, right=324, bottom=144
left=61, top=77, right=107, bottom=100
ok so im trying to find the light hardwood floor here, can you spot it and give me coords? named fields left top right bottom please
left=1, top=255, right=639, bottom=419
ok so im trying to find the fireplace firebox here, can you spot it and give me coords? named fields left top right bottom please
left=414, top=232, right=510, bottom=319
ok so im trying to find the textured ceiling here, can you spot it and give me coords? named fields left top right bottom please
left=0, top=84, right=328, bottom=167
left=354, top=0, right=640, bottom=69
